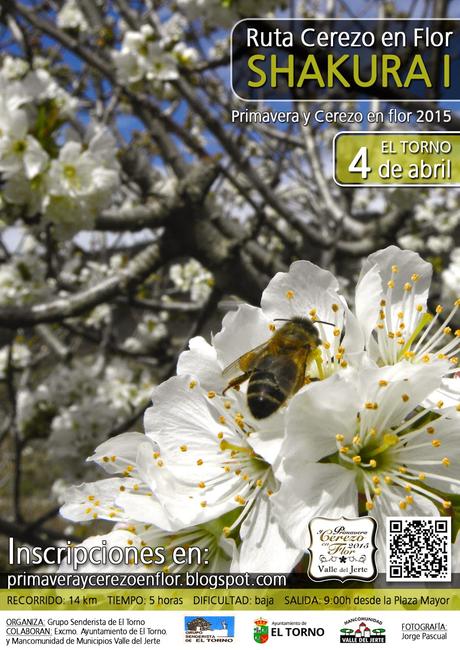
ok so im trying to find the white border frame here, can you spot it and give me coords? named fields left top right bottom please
left=230, top=17, right=460, bottom=102
left=332, top=130, right=460, bottom=187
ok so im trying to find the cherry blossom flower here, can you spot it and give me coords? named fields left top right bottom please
left=355, top=245, right=460, bottom=406
left=272, top=361, right=460, bottom=564
left=113, top=25, right=179, bottom=85
left=0, top=109, right=48, bottom=179
left=141, top=375, right=301, bottom=572
left=57, top=0, right=89, bottom=32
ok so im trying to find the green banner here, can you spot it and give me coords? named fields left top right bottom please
left=334, top=132, right=460, bottom=185
left=1, top=589, right=460, bottom=611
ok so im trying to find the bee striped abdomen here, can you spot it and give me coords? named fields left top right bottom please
left=247, top=355, right=299, bottom=419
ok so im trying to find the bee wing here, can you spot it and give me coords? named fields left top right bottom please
left=221, top=342, right=269, bottom=378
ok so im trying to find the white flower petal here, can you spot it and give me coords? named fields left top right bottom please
left=144, top=376, right=229, bottom=478
left=247, top=409, right=286, bottom=466
left=359, top=245, right=432, bottom=309
left=89, top=431, right=151, bottom=475
left=7, top=109, right=28, bottom=139
left=355, top=264, right=384, bottom=347
left=23, top=136, right=48, bottom=178
left=357, top=361, right=448, bottom=433
left=177, top=336, right=224, bottom=392
left=235, top=492, right=301, bottom=572
left=261, top=260, right=340, bottom=319
left=272, top=461, right=358, bottom=551
left=59, top=140, right=82, bottom=162
left=356, top=246, right=432, bottom=364
left=423, top=377, right=460, bottom=411
left=59, top=477, right=137, bottom=522
left=115, top=492, right=179, bottom=531
left=143, top=376, right=256, bottom=525
left=212, top=304, right=270, bottom=371
left=282, top=372, right=360, bottom=463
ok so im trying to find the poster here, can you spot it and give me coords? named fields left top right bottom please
left=0, top=1, right=459, bottom=648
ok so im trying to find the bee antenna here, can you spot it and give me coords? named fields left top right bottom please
left=273, top=317, right=336, bottom=327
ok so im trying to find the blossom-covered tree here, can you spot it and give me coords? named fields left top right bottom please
left=1, top=0, right=459, bottom=573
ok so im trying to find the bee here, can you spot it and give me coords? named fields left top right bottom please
left=222, top=316, right=332, bottom=419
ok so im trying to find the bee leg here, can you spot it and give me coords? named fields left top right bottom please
left=223, top=372, right=250, bottom=395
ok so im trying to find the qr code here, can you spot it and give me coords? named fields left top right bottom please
left=386, top=517, right=451, bottom=581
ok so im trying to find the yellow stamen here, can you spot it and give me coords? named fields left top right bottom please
left=365, top=402, right=378, bottom=410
